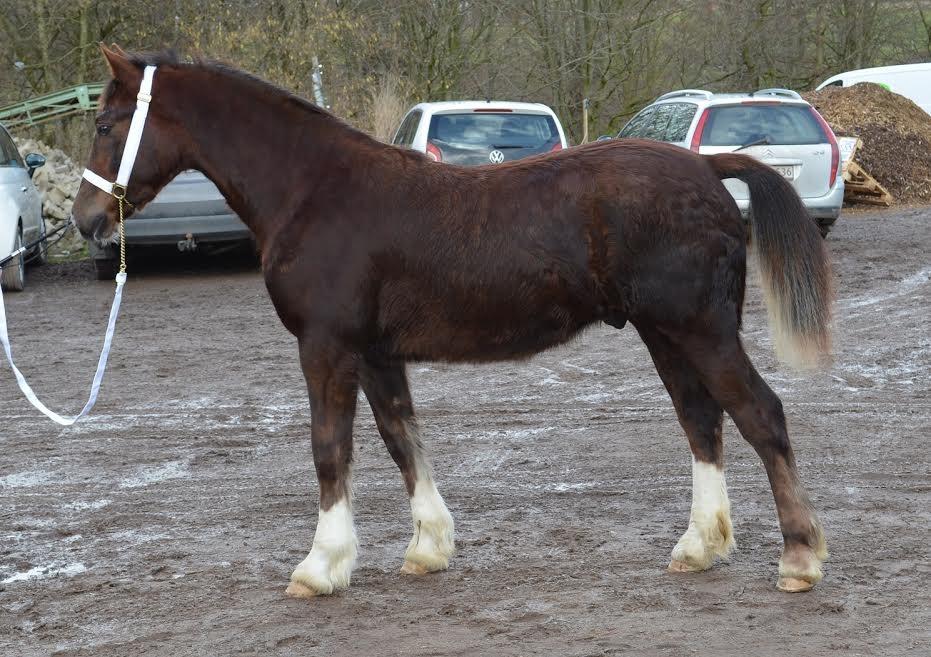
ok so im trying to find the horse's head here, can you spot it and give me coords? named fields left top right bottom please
left=73, top=45, right=185, bottom=244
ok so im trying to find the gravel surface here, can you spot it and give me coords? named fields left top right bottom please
left=1, top=209, right=929, bottom=656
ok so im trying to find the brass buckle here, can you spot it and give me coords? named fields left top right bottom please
left=111, top=183, right=127, bottom=200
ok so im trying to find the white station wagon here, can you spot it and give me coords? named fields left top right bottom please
left=616, top=88, right=844, bottom=235
left=0, top=124, right=46, bottom=291
left=393, top=101, right=568, bottom=166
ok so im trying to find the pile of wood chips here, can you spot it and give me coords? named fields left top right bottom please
left=803, top=83, right=931, bottom=205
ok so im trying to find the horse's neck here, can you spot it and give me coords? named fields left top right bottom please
left=173, top=68, right=377, bottom=246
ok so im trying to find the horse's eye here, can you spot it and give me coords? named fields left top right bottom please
left=97, top=124, right=112, bottom=136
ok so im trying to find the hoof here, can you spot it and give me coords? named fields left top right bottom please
left=777, top=576, right=815, bottom=593
left=400, top=560, right=431, bottom=575
left=285, top=580, right=322, bottom=599
left=668, top=559, right=703, bottom=573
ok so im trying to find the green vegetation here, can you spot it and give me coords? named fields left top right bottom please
left=1, top=0, right=928, bottom=150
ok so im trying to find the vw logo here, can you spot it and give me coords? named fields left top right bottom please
left=488, top=149, right=505, bottom=164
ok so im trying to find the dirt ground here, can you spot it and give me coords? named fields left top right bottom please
left=1, top=208, right=929, bottom=656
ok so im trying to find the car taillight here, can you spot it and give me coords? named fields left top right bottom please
left=426, top=142, right=442, bottom=162
left=689, top=108, right=710, bottom=152
left=809, top=106, right=839, bottom=186
left=550, top=142, right=563, bottom=152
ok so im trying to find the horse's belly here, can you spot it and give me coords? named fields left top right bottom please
left=376, top=299, right=598, bottom=363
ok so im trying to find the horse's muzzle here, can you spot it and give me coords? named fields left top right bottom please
left=73, top=212, right=109, bottom=243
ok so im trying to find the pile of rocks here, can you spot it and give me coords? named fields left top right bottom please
left=14, top=138, right=86, bottom=255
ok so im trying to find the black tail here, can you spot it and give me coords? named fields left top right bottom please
left=706, top=153, right=833, bottom=368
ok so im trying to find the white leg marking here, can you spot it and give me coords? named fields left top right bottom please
left=670, top=458, right=735, bottom=571
left=403, top=472, right=455, bottom=574
left=289, top=498, right=357, bottom=595
left=777, top=515, right=828, bottom=591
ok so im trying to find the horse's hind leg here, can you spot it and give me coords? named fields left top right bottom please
left=675, top=330, right=827, bottom=592
left=360, top=360, right=455, bottom=575
left=286, top=340, right=359, bottom=599
left=638, top=326, right=735, bottom=572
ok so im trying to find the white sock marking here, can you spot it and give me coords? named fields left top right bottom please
left=290, top=498, right=357, bottom=594
left=671, top=458, right=734, bottom=569
left=405, top=473, right=455, bottom=571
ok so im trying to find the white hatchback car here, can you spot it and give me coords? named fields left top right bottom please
left=0, top=124, right=46, bottom=291
left=393, top=101, right=568, bottom=165
left=616, top=88, right=844, bottom=235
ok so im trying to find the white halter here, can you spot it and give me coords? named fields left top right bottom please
left=0, top=66, right=158, bottom=426
left=82, top=65, right=157, bottom=200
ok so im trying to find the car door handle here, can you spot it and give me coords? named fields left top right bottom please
left=20, top=186, right=28, bottom=192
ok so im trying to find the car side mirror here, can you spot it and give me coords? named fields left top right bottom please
left=25, top=152, right=46, bottom=177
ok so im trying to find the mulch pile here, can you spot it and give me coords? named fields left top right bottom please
left=803, top=83, right=931, bottom=204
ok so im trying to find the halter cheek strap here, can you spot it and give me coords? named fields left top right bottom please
left=82, top=65, right=157, bottom=200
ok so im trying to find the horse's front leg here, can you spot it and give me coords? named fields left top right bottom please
left=360, top=359, right=455, bottom=575
left=286, top=339, right=359, bottom=599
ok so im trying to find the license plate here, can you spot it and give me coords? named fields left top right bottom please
left=773, top=165, right=795, bottom=179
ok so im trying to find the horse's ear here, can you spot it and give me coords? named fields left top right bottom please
left=99, top=43, right=137, bottom=82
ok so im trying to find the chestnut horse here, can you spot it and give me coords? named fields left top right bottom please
left=73, top=47, right=832, bottom=597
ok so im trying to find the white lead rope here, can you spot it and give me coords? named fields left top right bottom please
left=0, top=272, right=127, bottom=425
left=0, top=65, right=156, bottom=426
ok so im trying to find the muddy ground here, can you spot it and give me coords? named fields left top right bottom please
left=1, top=209, right=929, bottom=656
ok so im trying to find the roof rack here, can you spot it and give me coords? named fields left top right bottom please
left=752, top=88, right=802, bottom=100
left=655, top=89, right=714, bottom=102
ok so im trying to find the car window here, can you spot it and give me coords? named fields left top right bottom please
left=618, top=107, right=655, bottom=138
left=700, top=104, right=826, bottom=146
left=665, top=103, right=698, bottom=141
left=393, top=110, right=422, bottom=146
left=428, top=112, right=560, bottom=149
left=0, top=129, right=23, bottom=167
left=640, top=104, right=677, bottom=140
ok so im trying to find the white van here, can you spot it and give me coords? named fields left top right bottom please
left=816, top=63, right=931, bottom=115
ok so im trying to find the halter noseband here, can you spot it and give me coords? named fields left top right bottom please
left=82, top=65, right=157, bottom=202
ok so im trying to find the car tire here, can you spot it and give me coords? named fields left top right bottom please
left=1, top=224, right=26, bottom=292
left=93, top=256, right=120, bottom=281
left=30, top=218, right=48, bottom=266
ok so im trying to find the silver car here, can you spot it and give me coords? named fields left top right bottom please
left=89, top=170, right=249, bottom=279
left=616, top=88, right=844, bottom=235
left=0, top=123, right=46, bottom=291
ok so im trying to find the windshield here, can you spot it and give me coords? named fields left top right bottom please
left=700, top=104, right=826, bottom=146
left=428, top=112, right=560, bottom=149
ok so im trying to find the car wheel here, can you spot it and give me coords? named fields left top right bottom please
left=30, top=218, right=48, bottom=266
left=1, top=224, right=26, bottom=292
left=93, top=256, right=120, bottom=281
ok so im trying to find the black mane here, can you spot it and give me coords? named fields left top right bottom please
left=124, top=49, right=337, bottom=121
